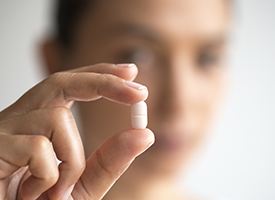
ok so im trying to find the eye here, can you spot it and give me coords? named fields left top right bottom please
left=197, top=50, right=222, bottom=69
left=116, top=47, right=156, bottom=68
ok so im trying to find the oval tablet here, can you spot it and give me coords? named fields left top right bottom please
left=131, top=101, right=148, bottom=129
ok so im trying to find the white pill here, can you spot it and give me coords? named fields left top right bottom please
left=131, top=101, right=148, bottom=129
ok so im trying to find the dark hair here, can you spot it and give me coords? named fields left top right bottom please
left=55, top=0, right=93, bottom=48
left=55, top=0, right=232, bottom=48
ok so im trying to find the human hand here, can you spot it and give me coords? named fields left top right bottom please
left=0, top=63, right=154, bottom=200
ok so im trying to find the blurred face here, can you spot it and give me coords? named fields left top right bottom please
left=59, top=0, right=229, bottom=177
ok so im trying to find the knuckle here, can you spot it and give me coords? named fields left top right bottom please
left=72, top=157, right=86, bottom=178
left=49, top=71, right=67, bottom=81
left=29, top=136, right=59, bottom=184
left=48, top=72, right=63, bottom=85
left=95, top=150, right=117, bottom=178
left=47, top=72, right=77, bottom=101
left=67, top=149, right=86, bottom=179
left=93, top=73, right=116, bottom=96
left=94, top=63, right=115, bottom=68
left=49, top=107, right=73, bottom=123
left=47, top=72, right=72, bottom=87
left=100, top=73, right=118, bottom=82
left=76, top=154, right=86, bottom=171
left=44, top=171, right=59, bottom=185
left=30, top=135, right=51, bottom=153
left=98, top=74, right=121, bottom=93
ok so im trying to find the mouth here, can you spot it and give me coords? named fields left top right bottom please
left=151, top=130, right=189, bottom=154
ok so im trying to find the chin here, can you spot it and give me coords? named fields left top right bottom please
left=127, top=127, right=201, bottom=179
left=132, top=143, right=194, bottom=179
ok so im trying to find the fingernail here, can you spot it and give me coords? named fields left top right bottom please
left=116, top=63, right=137, bottom=68
left=145, top=131, right=155, bottom=149
left=125, top=81, right=147, bottom=90
left=62, top=185, right=74, bottom=200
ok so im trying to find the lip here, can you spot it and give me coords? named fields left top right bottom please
left=151, top=131, right=188, bottom=153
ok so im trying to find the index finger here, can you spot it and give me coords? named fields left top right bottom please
left=3, top=63, right=147, bottom=115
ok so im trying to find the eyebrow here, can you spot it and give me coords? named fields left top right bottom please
left=100, top=23, right=163, bottom=43
left=202, top=36, right=229, bottom=48
left=99, top=22, right=229, bottom=47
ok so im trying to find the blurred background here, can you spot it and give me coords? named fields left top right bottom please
left=0, top=0, right=274, bottom=199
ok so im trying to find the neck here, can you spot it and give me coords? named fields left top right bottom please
left=103, top=164, right=187, bottom=200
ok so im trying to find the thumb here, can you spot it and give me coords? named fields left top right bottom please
left=72, top=129, right=155, bottom=200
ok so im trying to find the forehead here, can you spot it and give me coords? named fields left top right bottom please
left=79, top=0, right=230, bottom=43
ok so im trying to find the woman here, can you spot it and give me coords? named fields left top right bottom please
left=0, top=0, right=230, bottom=199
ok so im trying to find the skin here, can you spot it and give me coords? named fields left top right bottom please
left=0, top=0, right=229, bottom=199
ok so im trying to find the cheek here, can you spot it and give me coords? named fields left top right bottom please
left=186, top=76, right=225, bottom=151
left=198, top=73, right=225, bottom=126
left=80, top=100, right=130, bottom=130
left=208, top=72, right=226, bottom=108
left=76, top=100, right=130, bottom=152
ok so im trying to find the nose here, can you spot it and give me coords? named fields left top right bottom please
left=155, top=53, right=197, bottom=120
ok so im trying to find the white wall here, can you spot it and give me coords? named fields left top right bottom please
left=0, top=0, right=49, bottom=107
left=183, top=0, right=275, bottom=199
left=0, top=1, right=274, bottom=199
